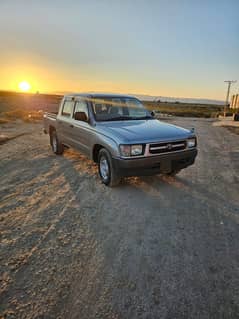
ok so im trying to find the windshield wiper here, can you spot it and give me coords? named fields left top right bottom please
left=131, top=115, right=153, bottom=120
left=104, top=116, right=133, bottom=121
left=99, top=115, right=153, bottom=122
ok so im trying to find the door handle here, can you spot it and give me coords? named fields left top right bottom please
left=69, top=124, right=74, bottom=128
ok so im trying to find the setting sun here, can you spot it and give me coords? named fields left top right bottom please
left=19, top=81, right=31, bottom=92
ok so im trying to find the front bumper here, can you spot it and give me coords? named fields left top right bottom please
left=112, top=148, right=198, bottom=177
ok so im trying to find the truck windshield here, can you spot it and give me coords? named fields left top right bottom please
left=91, top=97, right=153, bottom=122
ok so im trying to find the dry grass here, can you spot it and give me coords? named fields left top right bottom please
left=144, top=101, right=236, bottom=118
left=0, top=118, right=11, bottom=124
left=0, top=109, right=43, bottom=123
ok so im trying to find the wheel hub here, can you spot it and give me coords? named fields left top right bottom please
left=52, top=135, right=57, bottom=152
left=100, top=157, right=109, bottom=180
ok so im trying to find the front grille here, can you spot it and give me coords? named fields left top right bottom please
left=149, top=140, right=186, bottom=154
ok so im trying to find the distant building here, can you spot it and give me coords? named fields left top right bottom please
left=230, top=94, right=239, bottom=108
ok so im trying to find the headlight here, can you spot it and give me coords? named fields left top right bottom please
left=187, top=138, right=196, bottom=148
left=119, top=145, right=131, bottom=157
left=131, top=145, right=143, bottom=156
left=120, top=144, right=144, bottom=157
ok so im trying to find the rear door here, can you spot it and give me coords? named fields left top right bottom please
left=57, top=98, right=75, bottom=146
left=70, top=98, right=92, bottom=156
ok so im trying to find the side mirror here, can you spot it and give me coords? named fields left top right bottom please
left=74, top=111, right=88, bottom=122
left=151, top=110, right=156, bottom=117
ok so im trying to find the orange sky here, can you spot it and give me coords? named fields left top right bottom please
left=0, top=1, right=238, bottom=101
left=1, top=54, right=225, bottom=100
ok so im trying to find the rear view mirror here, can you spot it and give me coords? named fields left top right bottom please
left=74, top=111, right=88, bottom=122
left=151, top=110, right=156, bottom=117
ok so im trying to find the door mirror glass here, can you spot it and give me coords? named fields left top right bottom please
left=74, top=111, right=88, bottom=122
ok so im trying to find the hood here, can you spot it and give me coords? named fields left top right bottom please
left=96, top=119, right=192, bottom=144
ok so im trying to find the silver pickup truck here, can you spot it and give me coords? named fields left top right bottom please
left=43, top=93, right=197, bottom=186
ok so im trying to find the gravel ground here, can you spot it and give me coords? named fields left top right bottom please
left=0, top=118, right=239, bottom=319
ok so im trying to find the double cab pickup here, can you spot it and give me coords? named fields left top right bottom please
left=44, top=93, right=197, bottom=186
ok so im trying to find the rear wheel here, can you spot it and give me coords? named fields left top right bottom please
left=234, top=113, right=239, bottom=121
left=166, top=169, right=181, bottom=176
left=50, top=130, right=64, bottom=155
left=98, top=148, right=121, bottom=187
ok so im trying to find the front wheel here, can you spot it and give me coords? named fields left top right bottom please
left=98, top=149, right=121, bottom=187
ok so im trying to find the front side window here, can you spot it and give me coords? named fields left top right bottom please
left=74, top=100, right=88, bottom=117
left=92, top=97, right=152, bottom=122
left=62, top=100, right=74, bottom=117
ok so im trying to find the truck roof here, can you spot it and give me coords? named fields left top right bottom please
left=64, top=92, right=137, bottom=99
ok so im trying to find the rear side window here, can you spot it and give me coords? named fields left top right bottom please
left=62, top=100, right=74, bottom=117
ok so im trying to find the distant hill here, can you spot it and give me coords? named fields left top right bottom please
left=0, top=90, right=224, bottom=115
left=0, top=90, right=226, bottom=119
left=135, top=94, right=224, bottom=105
left=53, top=90, right=225, bottom=105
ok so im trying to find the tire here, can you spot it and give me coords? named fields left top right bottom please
left=166, top=169, right=181, bottom=176
left=50, top=130, right=64, bottom=155
left=98, top=148, right=121, bottom=187
left=234, top=113, right=239, bottom=121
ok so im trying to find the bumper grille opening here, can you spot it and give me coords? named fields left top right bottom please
left=149, top=140, right=186, bottom=154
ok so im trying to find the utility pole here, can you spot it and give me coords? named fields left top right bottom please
left=224, top=80, right=237, bottom=117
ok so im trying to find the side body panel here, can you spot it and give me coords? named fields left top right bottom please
left=44, top=94, right=197, bottom=176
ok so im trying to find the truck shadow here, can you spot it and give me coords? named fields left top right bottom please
left=52, top=150, right=239, bottom=318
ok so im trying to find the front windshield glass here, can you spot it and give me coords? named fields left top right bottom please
left=91, top=97, right=152, bottom=122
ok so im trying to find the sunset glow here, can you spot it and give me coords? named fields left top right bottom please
left=18, top=81, right=31, bottom=92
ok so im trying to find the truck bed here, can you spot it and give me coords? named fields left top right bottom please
left=44, top=112, right=57, bottom=119
left=43, top=112, right=57, bottom=134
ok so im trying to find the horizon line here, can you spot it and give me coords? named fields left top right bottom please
left=0, top=89, right=225, bottom=103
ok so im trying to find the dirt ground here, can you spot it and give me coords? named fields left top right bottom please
left=0, top=118, right=239, bottom=319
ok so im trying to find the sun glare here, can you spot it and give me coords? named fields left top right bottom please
left=19, top=81, right=31, bottom=92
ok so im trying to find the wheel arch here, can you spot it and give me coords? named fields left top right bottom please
left=92, top=144, right=104, bottom=163
left=92, top=135, right=120, bottom=162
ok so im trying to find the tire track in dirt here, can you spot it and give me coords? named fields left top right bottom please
left=0, top=120, right=239, bottom=319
